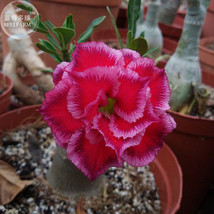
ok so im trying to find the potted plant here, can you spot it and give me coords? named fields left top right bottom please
left=0, top=105, right=182, bottom=213
left=163, top=0, right=214, bottom=213
left=0, top=72, right=13, bottom=114
left=0, top=0, right=122, bottom=68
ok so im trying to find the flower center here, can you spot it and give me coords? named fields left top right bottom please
left=98, top=98, right=115, bottom=115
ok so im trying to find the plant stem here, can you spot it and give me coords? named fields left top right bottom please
left=158, top=0, right=182, bottom=25
left=47, top=146, right=104, bottom=197
left=136, top=0, right=162, bottom=58
left=62, top=49, right=71, bottom=62
left=106, top=6, right=124, bottom=49
left=165, top=0, right=210, bottom=111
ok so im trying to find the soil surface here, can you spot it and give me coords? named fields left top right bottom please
left=0, top=125, right=161, bottom=214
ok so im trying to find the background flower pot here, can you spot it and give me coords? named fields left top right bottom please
left=0, top=72, right=13, bottom=115
left=0, top=105, right=182, bottom=214
left=0, top=0, right=122, bottom=69
left=199, top=37, right=214, bottom=87
left=164, top=110, right=214, bottom=214
left=158, top=12, right=185, bottom=41
left=162, top=37, right=178, bottom=55
left=202, top=0, right=214, bottom=37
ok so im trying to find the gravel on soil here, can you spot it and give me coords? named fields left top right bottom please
left=0, top=125, right=161, bottom=214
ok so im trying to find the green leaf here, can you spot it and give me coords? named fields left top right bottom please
left=30, top=15, right=49, bottom=34
left=106, top=6, right=124, bottom=49
left=69, top=43, right=76, bottom=56
left=47, top=34, right=61, bottom=50
left=16, top=3, right=33, bottom=12
left=36, top=42, right=58, bottom=54
left=50, top=53, right=63, bottom=63
left=143, top=47, right=159, bottom=57
left=78, top=16, right=106, bottom=43
left=53, top=27, right=75, bottom=49
left=128, top=0, right=141, bottom=38
left=126, top=30, right=132, bottom=49
left=41, top=68, right=54, bottom=73
left=130, top=37, right=148, bottom=56
left=39, top=39, right=57, bottom=53
left=63, top=14, right=75, bottom=30
left=140, top=31, right=145, bottom=38
left=44, top=20, right=60, bottom=42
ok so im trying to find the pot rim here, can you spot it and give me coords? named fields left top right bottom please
left=199, top=37, right=214, bottom=55
left=33, top=0, right=122, bottom=7
left=0, top=72, right=13, bottom=100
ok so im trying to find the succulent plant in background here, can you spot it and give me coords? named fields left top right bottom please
left=135, top=0, right=163, bottom=58
left=158, top=0, right=182, bottom=25
left=165, top=0, right=211, bottom=112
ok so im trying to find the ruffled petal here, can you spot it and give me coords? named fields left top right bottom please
left=66, top=42, right=124, bottom=73
left=109, top=102, right=159, bottom=139
left=114, top=70, right=150, bottom=123
left=67, top=66, right=120, bottom=120
left=127, top=57, right=155, bottom=77
left=121, top=113, right=176, bottom=166
left=53, top=62, right=69, bottom=85
left=127, top=58, right=170, bottom=113
left=67, top=130, right=122, bottom=181
left=93, top=114, right=143, bottom=156
left=120, top=49, right=141, bottom=68
left=40, top=79, right=83, bottom=148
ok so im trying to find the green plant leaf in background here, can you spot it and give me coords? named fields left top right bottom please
left=16, top=3, right=33, bottom=12
left=127, top=0, right=141, bottom=39
left=126, top=30, right=132, bottom=49
left=39, top=39, right=58, bottom=53
left=36, top=42, right=57, bottom=54
left=62, top=14, right=75, bottom=30
left=30, top=15, right=49, bottom=34
left=77, top=16, right=106, bottom=43
left=53, top=27, right=75, bottom=49
left=106, top=6, right=124, bottom=49
left=130, top=37, right=148, bottom=56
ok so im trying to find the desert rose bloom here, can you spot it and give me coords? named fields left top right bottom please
left=40, top=42, right=176, bottom=181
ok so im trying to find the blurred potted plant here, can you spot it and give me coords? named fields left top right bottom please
left=0, top=0, right=122, bottom=68
left=163, top=0, right=214, bottom=213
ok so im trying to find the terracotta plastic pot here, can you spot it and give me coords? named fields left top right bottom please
left=159, top=13, right=185, bottom=41
left=0, top=105, right=183, bottom=213
left=162, top=37, right=178, bottom=55
left=164, top=111, right=214, bottom=214
left=91, top=28, right=128, bottom=44
left=1, top=0, right=122, bottom=69
left=202, top=0, right=214, bottom=37
left=150, top=143, right=182, bottom=214
left=0, top=72, right=13, bottom=115
left=199, top=37, right=214, bottom=87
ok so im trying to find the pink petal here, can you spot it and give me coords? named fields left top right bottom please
left=66, top=42, right=124, bottom=73
left=109, top=102, right=159, bottom=139
left=67, top=67, right=120, bottom=120
left=127, top=58, right=170, bottom=113
left=67, top=130, right=122, bottom=181
left=53, top=62, right=69, bottom=85
left=40, top=79, right=83, bottom=148
left=120, top=49, right=141, bottom=68
left=93, top=114, right=143, bottom=156
left=121, top=113, right=176, bottom=166
left=114, top=71, right=150, bottom=123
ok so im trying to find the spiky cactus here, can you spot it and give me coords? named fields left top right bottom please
left=165, top=0, right=210, bottom=111
left=158, top=0, right=182, bottom=25
left=136, top=0, right=163, bottom=58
